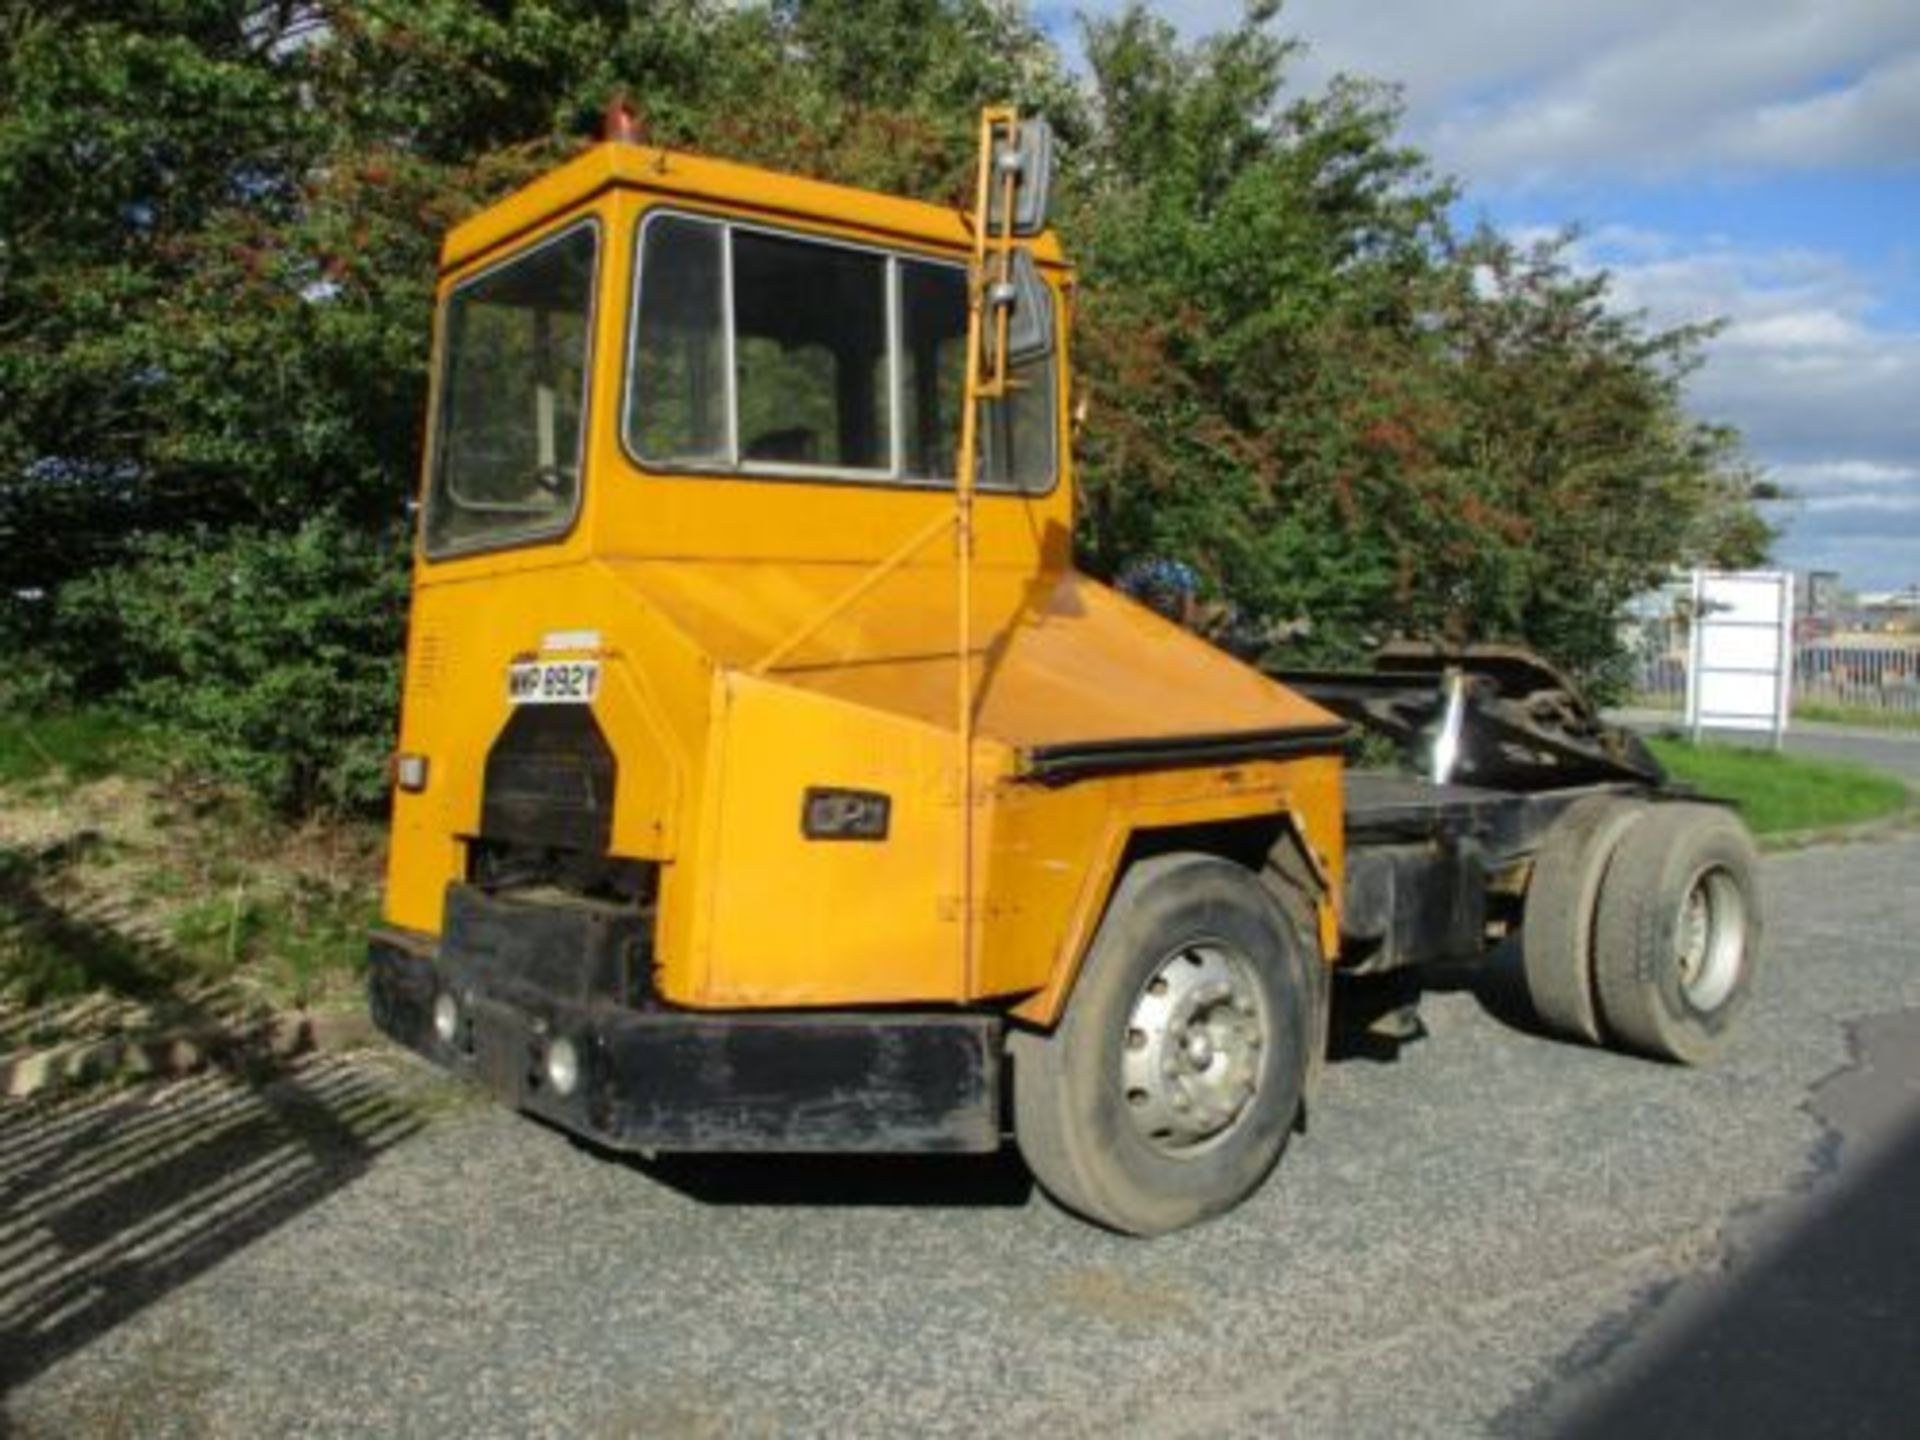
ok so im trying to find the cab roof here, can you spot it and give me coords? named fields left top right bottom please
left=441, top=141, right=1068, bottom=274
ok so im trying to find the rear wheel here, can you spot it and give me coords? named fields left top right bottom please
left=1593, top=803, right=1762, bottom=1064
left=1010, top=854, right=1315, bottom=1236
left=1522, top=795, right=1646, bottom=1043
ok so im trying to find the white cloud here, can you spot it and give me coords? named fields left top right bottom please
left=1576, top=237, right=1920, bottom=469
left=1095, top=0, right=1920, bottom=186
left=1523, top=230, right=1920, bottom=585
left=1727, top=48, right=1920, bottom=171
left=1771, top=460, right=1920, bottom=488
left=1424, top=2, right=1920, bottom=184
left=1799, top=490, right=1920, bottom=514
left=1719, top=310, right=1864, bottom=351
left=1587, top=223, right=1681, bottom=259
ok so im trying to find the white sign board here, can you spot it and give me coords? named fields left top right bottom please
left=1686, top=569, right=1793, bottom=745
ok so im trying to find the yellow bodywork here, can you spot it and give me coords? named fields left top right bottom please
left=384, top=140, right=1345, bottom=1025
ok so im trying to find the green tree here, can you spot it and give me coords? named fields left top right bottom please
left=1412, top=229, right=1771, bottom=682
left=0, top=1, right=320, bottom=601
left=1067, top=4, right=1461, bottom=659
left=58, top=516, right=408, bottom=811
left=1067, top=4, right=1769, bottom=686
left=0, top=0, right=1770, bottom=810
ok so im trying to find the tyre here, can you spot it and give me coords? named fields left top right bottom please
left=1592, top=802, right=1763, bottom=1064
left=1009, top=853, right=1315, bottom=1236
left=1522, top=795, right=1647, bottom=1044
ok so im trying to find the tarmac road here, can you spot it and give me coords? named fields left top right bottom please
left=5, top=834, right=1918, bottom=1438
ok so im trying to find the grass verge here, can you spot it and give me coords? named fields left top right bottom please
left=0, top=709, right=157, bottom=786
left=1646, top=737, right=1913, bottom=836
left=2, top=709, right=382, bottom=1027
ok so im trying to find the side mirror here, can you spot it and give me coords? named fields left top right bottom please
left=986, top=118, right=1055, bottom=238
left=986, top=247, right=1055, bottom=367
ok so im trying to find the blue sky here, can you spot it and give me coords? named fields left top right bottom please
left=1056, top=1, right=1920, bottom=592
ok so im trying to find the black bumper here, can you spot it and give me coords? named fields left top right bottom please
left=367, top=916, right=1002, bottom=1156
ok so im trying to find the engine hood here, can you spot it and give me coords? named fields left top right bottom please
left=601, top=558, right=1341, bottom=767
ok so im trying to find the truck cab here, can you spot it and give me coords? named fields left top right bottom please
left=369, top=113, right=1763, bottom=1235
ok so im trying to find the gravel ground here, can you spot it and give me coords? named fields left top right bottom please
left=5, top=836, right=1917, bottom=1438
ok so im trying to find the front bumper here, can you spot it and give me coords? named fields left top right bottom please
left=367, top=914, right=1002, bottom=1155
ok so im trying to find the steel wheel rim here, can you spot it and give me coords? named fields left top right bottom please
left=1675, top=865, right=1746, bottom=1012
left=1120, top=939, right=1268, bottom=1156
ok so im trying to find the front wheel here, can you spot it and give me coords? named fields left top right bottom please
left=1009, top=854, right=1316, bottom=1236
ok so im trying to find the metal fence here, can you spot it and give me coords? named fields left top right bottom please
left=1632, top=635, right=1920, bottom=717
left=1792, top=644, right=1920, bottom=715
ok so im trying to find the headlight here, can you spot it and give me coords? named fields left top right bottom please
left=432, top=991, right=460, bottom=1045
left=545, top=1037, right=581, bottom=1097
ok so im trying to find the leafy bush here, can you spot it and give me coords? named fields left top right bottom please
left=1066, top=10, right=1771, bottom=688
left=58, top=517, right=408, bottom=813
left=1647, top=739, right=1910, bottom=836
left=0, top=708, right=155, bottom=786
left=1, top=0, right=1774, bottom=812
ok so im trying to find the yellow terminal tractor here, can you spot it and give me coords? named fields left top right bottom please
left=369, top=107, right=1764, bottom=1234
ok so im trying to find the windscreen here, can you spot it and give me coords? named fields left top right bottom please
left=425, top=223, right=598, bottom=554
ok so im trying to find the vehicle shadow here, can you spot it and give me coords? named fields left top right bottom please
left=1416, top=935, right=1566, bottom=1046
left=553, top=1097, right=1033, bottom=1207
left=574, top=952, right=1512, bottom=1211
left=622, top=1147, right=1036, bottom=1209
left=595, top=964, right=1462, bottom=1212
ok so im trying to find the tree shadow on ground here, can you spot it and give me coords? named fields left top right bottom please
left=1508, top=1109, right=1920, bottom=1436
left=0, top=837, right=187, bottom=1019
left=0, top=1054, right=423, bottom=1392
left=0, top=839, right=424, bottom=1393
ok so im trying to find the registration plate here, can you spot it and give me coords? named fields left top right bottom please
left=507, top=659, right=601, bottom=705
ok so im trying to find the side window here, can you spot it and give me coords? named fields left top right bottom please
left=426, top=222, right=597, bottom=555
left=985, top=356, right=1055, bottom=494
left=899, top=262, right=968, bottom=481
left=898, top=257, right=1053, bottom=494
left=630, top=216, right=727, bottom=464
left=732, top=230, right=890, bottom=470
